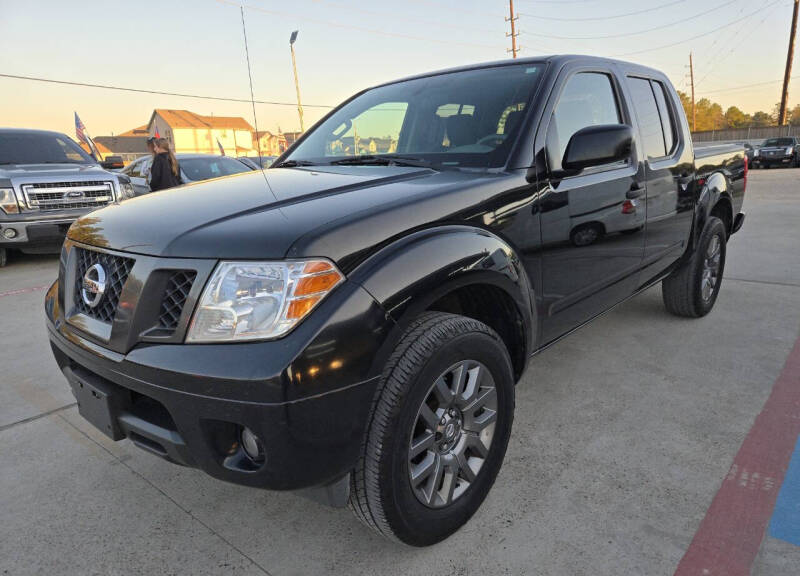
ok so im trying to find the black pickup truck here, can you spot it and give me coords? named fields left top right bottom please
left=46, top=56, right=746, bottom=546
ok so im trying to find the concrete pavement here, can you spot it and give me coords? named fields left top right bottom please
left=1, top=168, right=799, bottom=575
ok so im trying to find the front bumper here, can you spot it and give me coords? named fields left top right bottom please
left=0, top=219, right=73, bottom=249
left=46, top=275, right=393, bottom=493
left=755, top=154, right=794, bottom=166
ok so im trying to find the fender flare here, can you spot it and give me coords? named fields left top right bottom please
left=692, top=171, right=734, bottom=251
left=349, top=225, right=536, bottom=379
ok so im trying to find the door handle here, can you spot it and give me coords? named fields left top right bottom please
left=626, top=184, right=645, bottom=199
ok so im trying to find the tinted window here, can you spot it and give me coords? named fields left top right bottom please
left=628, top=77, right=666, bottom=159
left=652, top=81, right=676, bottom=155
left=181, top=156, right=251, bottom=181
left=0, top=131, right=94, bottom=165
left=548, top=72, right=621, bottom=170
left=286, top=64, right=543, bottom=168
left=763, top=138, right=794, bottom=147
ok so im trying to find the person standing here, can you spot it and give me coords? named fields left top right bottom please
left=149, top=138, right=182, bottom=192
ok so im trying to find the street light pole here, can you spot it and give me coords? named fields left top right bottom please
left=289, top=30, right=305, bottom=133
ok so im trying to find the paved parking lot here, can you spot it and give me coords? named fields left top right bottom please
left=1, top=168, right=799, bottom=575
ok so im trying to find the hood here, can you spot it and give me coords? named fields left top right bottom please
left=67, top=165, right=516, bottom=266
left=0, top=163, right=112, bottom=186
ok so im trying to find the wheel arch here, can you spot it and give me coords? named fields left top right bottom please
left=349, top=225, right=535, bottom=382
left=693, top=172, right=734, bottom=249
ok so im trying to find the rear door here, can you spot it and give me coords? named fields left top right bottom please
left=625, top=75, right=694, bottom=282
left=537, top=65, right=646, bottom=343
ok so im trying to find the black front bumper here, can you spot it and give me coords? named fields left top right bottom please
left=46, top=277, right=393, bottom=493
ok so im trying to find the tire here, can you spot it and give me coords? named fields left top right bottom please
left=662, top=216, right=726, bottom=318
left=0, top=248, right=7, bottom=268
left=349, top=312, right=515, bottom=546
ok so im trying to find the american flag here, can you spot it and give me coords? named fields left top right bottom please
left=74, top=112, right=102, bottom=161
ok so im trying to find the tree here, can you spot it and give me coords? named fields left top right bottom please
left=790, top=104, right=800, bottom=126
left=751, top=111, right=773, bottom=127
left=724, top=106, right=750, bottom=128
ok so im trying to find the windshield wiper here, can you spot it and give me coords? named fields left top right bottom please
left=330, top=155, right=439, bottom=169
left=272, top=159, right=319, bottom=168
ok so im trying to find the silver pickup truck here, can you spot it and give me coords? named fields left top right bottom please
left=0, top=128, right=134, bottom=266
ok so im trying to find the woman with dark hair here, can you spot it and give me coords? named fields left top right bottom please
left=150, top=138, right=182, bottom=192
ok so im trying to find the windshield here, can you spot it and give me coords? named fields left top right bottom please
left=285, top=63, right=544, bottom=169
left=181, top=156, right=252, bottom=181
left=763, top=138, right=794, bottom=147
left=0, top=131, right=94, bottom=165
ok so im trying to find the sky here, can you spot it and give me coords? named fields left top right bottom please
left=0, top=0, right=796, bottom=139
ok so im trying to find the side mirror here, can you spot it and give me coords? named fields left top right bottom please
left=562, top=124, right=633, bottom=172
left=101, top=155, right=125, bottom=170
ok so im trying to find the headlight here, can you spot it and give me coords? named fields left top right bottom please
left=0, top=188, right=20, bottom=214
left=786, top=146, right=794, bottom=155
left=118, top=181, right=135, bottom=200
left=186, top=259, right=344, bottom=342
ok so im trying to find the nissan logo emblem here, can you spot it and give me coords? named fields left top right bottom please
left=81, top=263, right=107, bottom=308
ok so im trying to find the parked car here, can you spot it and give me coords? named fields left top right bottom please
left=0, top=128, right=134, bottom=267
left=753, top=136, right=799, bottom=168
left=46, top=56, right=746, bottom=546
left=121, top=153, right=253, bottom=195
left=238, top=155, right=276, bottom=169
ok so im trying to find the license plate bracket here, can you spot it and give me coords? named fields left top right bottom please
left=68, top=368, right=130, bottom=440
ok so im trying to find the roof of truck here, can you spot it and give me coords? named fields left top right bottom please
left=371, top=55, right=663, bottom=90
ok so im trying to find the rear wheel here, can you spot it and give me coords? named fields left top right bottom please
left=662, top=216, right=726, bottom=317
left=349, top=312, right=515, bottom=546
left=0, top=248, right=7, bottom=267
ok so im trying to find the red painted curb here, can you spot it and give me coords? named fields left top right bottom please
left=0, top=285, right=49, bottom=298
left=674, top=333, right=800, bottom=576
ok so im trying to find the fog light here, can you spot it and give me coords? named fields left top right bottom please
left=2, top=228, right=16, bottom=239
left=241, top=427, right=265, bottom=463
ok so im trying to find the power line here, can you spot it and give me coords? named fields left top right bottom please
left=695, top=0, right=783, bottom=88
left=217, top=0, right=505, bottom=51
left=517, top=0, right=687, bottom=22
left=520, top=0, right=739, bottom=40
left=0, top=73, right=336, bottom=108
left=698, top=75, right=798, bottom=95
left=614, top=0, right=788, bottom=57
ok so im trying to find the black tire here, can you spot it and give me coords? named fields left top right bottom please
left=662, top=216, right=727, bottom=318
left=349, top=312, right=515, bottom=546
left=0, top=248, right=7, bottom=268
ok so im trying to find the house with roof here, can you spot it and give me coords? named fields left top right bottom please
left=253, top=130, right=288, bottom=156
left=147, top=109, right=256, bottom=156
left=78, top=141, right=113, bottom=160
left=94, top=125, right=151, bottom=164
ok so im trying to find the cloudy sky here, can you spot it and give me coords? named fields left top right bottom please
left=0, top=0, right=795, bottom=138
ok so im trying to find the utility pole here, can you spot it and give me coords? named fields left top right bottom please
left=289, top=30, right=305, bottom=133
left=506, top=0, right=519, bottom=59
left=779, top=0, right=799, bottom=125
left=689, top=52, right=696, bottom=132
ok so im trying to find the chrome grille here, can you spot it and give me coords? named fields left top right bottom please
left=22, top=181, right=114, bottom=211
left=158, top=271, right=196, bottom=331
left=73, top=248, right=135, bottom=323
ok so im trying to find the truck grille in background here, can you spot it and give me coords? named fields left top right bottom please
left=158, top=271, right=196, bottom=331
left=22, top=181, right=114, bottom=211
left=74, top=248, right=135, bottom=323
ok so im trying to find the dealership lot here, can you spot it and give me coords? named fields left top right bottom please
left=1, top=169, right=799, bottom=575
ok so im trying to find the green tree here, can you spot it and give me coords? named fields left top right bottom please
left=751, top=111, right=773, bottom=127
left=724, top=106, right=750, bottom=128
left=789, top=104, right=800, bottom=126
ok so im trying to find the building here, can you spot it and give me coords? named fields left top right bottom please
left=147, top=110, right=255, bottom=156
left=94, top=125, right=151, bottom=164
left=283, top=131, right=303, bottom=148
left=253, top=130, right=288, bottom=156
left=78, top=141, right=113, bottom=160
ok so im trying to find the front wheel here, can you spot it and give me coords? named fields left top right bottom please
left=662, top=216, right=727, bottom=317
left=349, top=312, right=515, bottom=546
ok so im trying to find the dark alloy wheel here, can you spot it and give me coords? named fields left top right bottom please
left=349, top=312, right=515, bottom=546
left=662, top=216, right=727, bottom=317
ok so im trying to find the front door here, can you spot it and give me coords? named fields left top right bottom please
left=537, top=69, right=646, bottom=343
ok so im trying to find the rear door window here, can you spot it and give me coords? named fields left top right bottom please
left=628, top=77, right=667, bottom=159
left=652, top=81, right=677, bottom=155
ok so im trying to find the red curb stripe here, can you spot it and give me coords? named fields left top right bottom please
left=0, top=284, right=49, bottom=298
left=674, top=333, right=800, bottom=576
